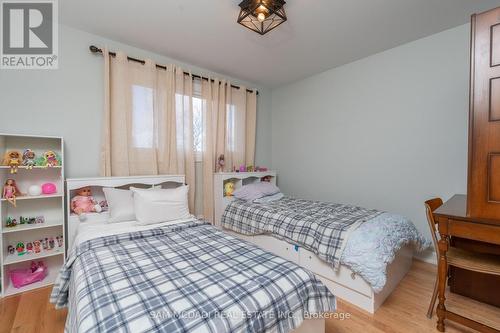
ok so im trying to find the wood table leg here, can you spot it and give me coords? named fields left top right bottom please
left=436, top=235, right=449, bottom=332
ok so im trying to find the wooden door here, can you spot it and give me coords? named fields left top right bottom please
left=467, top=7, right=500, bottom=221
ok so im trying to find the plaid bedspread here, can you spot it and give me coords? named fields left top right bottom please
left=221, top=197, right=383, bottom=268
left=51, top=220, right=335, bottom=333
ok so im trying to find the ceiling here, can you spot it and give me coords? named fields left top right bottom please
left=60, top=0, right=499, bottom=88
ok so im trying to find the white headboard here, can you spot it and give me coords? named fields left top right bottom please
left=65, top=175, right=185, bottom=252
left=213, top=171, right=277, bottom=226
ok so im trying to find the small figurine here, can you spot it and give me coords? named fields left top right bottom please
left=224, top=181, right=235, bottom=197
left=42, top=238, right=48, bottom=250
left=16, top=242, right=25, bottom=256
left=246, top=165, right=254, bottom=172
left=35, top=216, right=45, bottom=224
left=28, top=217, right=36, bottom=224
left=7, top=245, right=15, bottom=255
left=21, top=149, right=36, bottom=169
left=43, top=150, right=59, bottom=167
left=26, top=242, right=33, bottom=254
left=99, top=200, right=108, bottom=212
left=239, top=164, right=246, bottom=172
left=217, top=154, right=225, bottom=172
left=56, top=236, right=63, bottom=248
left=71, top=186, right=102, bottom=221
left=2, top=150, right=22, bottom=174
left=261, top=175, right=272, bottom=182
left=48, top=237, right=55, bottom=250
left=2, top=179, right=21, bottom=207
left=5, top=216, right=14, bottom=227
left=33, top=240, right=41, bottom=253
left=19, top=216, right=27, bottom=224
left=30, top=261, right=38, bottom=273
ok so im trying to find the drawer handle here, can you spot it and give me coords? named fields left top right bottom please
left=351, top=273, right=356, bottom=280
left=309, top=256, right=312, bottom=259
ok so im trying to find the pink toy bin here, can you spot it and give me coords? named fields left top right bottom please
left=9, top=263, right=48, bottom=288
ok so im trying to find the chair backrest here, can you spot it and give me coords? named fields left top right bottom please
left=425, top=198, right=443, bottom=261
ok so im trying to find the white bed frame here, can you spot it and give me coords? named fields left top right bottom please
left=65, top=174, right=186, bottom=250
left=214, top=171, right=414, bottom=314
left=66, top=174, right=324, bottom=333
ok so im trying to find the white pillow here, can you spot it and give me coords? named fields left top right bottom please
left=103, top=186, right=163, bottom=223
left=103, top=187, right=135, bottom=223
left=132, top=186, right=191, bottom=225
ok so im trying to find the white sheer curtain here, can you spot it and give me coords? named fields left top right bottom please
left=201, top=78, right=257, bottom=222
left=100, top=50, right=195, bottom=210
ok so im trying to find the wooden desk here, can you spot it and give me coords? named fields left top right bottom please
left=434, top=194, right=500, bottom=333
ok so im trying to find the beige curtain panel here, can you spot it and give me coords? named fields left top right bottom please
left=100, top=50, right=195, bottom=210
left=100, top=49, right=257, bottom=220
left=201, top=78, right=257, bottom=221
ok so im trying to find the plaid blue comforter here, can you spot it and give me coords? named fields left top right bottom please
left=50, top=220, right=335, bottom=333
left=221, top=197, right=383, bottom=268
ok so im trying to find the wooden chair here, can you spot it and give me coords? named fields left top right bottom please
left=425, top=198, right=500, bottom=319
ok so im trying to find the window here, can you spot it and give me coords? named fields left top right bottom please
left=192, top=96, right=203, bottom=160
left=227, top=104, right=236, bottom=152
left=132, top=82, right=203, bottom=161
left=192, top=79, right=203, bottom=161
left=132, top=85, right=154, bottom=148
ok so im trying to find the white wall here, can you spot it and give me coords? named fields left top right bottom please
left=0, top=24, right=273, bottom=178
left=271, top=24, right=471, bottom=262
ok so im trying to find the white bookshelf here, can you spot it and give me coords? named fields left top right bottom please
left=0, top=134, right=65, bottom=297
left=213, top=171, right=277, bottom=226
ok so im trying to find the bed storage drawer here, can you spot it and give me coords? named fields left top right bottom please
left=299, top=248, right=372, bottom=297
left=252, top=235, right=300, bottom=264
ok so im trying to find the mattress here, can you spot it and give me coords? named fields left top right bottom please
left=52, top=219, right=336, bottom=333
left=221, top=197, right=429, bottom=292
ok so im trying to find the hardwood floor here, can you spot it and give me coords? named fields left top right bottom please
left=0, top=260, right=498, bottom=333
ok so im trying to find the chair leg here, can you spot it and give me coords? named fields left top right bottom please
left=427, top=275, right=439, bottom=319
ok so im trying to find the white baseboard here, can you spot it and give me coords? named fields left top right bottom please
left=414, top=248, right=436, bottom=265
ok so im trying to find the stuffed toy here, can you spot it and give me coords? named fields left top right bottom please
left=71, top=186, right=102, bottom=221
left=224, top=181, right=235, bottom=197
left=2, top=150, right=22, bottom=174
left=22, top=149, right=36, bottom=169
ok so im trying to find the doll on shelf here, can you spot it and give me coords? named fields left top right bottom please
left=217, top=154, right=225, bottom=172
left=2, top=178, right=21, bottom=207
left=43, top=150, right=59, bottom=167
left=2, top=150, right=22, bottom=174
left=71, top=186, right=102, bottom=221
left=22, top=149, right=36, bottom=169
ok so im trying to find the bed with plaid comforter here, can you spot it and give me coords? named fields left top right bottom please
left=221, top=197, right=383, bottom=268
left=50, top=220, right=335, bottom=333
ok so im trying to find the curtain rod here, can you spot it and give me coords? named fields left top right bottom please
left=89, top=45, right=258, bottom=95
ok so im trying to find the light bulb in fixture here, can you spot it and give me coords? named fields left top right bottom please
left=237, top=0, right=287, bottom=35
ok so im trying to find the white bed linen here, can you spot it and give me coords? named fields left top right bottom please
left=72, top=217, right=197, bottom=251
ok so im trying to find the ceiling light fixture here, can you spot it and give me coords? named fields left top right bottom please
left=237, top=0, right=287, bottom=35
